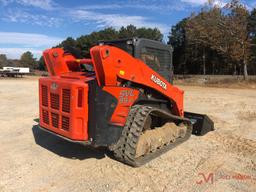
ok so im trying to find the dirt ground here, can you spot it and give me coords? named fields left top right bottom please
left=0, top=77, right=255, bottom=192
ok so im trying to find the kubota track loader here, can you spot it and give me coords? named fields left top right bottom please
left=39, top=38, right=214, bottom=167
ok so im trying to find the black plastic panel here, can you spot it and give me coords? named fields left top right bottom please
left=87, top=80, right=123, bottom=147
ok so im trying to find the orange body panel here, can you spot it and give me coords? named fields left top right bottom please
left=90, top=45, right=184, bottom=116
left=44, top=48, right=81, bottom=76
left=103, top=87, right=140, bottom=126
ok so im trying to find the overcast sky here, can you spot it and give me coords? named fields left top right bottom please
left=0, top=0, right=255, bottom=59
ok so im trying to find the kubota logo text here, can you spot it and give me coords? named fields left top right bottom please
left=150, top=74, right=167, bottom=90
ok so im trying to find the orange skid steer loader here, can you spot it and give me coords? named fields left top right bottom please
left=38, top=38, right=214, bottom=167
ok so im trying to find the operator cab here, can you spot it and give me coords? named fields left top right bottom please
left=98, top=38, right=174, bottom=83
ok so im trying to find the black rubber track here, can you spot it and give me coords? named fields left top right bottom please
left=113, top=105, right=193, bottom=167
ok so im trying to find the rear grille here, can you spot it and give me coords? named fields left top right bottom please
left=42, top=110, right=49, bottom=124
left=62, top=89, right=71, bottom=113
left=51, top=113, right=59, bottom=128
left=50, top=93, right=60, bottom=110
left=42, top=85, right=48, bottom=107
left=62, top=116, right=70, bottom=131
left=41, top=84, right=72, bottom=132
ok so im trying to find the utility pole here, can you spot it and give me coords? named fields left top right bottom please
left=203, top=48, right=206, bottom=75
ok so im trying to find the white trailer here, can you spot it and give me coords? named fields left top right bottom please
left=3, top=67, right=30, bottom=73
left=1, top=67, right=30, bottom=77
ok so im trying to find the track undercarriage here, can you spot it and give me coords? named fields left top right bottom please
left=113, top=105, right=193, bottom=167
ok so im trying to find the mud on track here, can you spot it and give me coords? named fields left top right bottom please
left=0, top=78, right=255, bottom=192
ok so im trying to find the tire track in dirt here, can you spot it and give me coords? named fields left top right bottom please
left=205, top=132, right=256, bottom=158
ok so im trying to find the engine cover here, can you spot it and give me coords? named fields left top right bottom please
left=39, top=76, right=89, bottom=141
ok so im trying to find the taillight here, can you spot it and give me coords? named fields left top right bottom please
left=77, top=89, right=83, bottom=108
